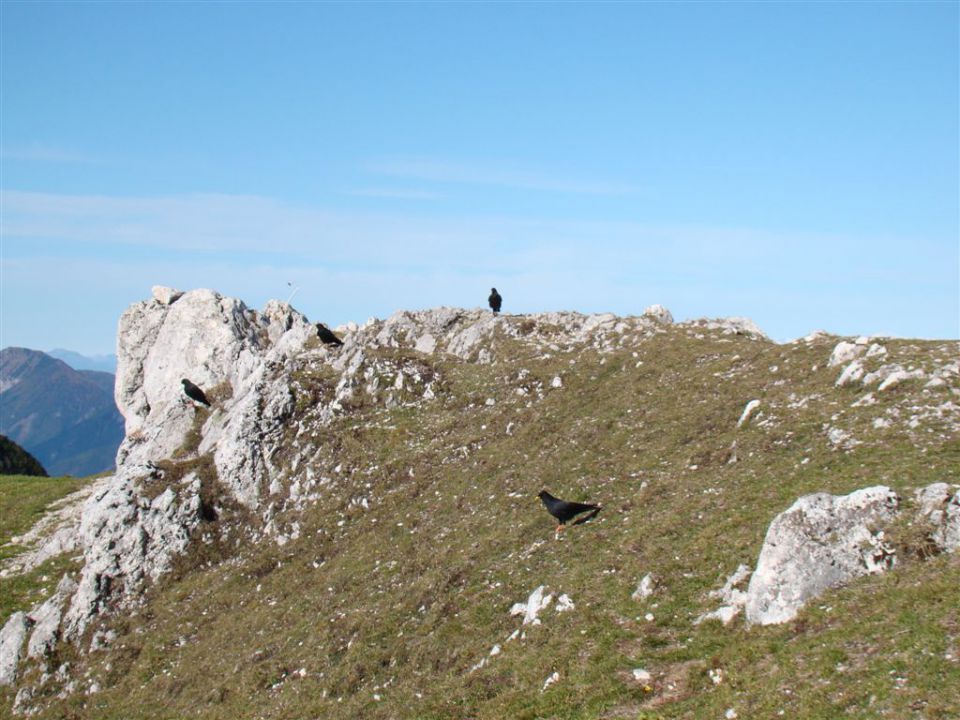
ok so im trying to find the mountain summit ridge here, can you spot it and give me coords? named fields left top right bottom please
left=1, top=286, right=957, bottom=718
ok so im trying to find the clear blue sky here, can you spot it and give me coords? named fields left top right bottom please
left=2, top=1, right=957, bottom=355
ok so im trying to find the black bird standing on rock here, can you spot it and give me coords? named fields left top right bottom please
left=538, top=490, right=601, bottom=537
left=316, top=323, right=344, bottom=347
left=488, top=288, right=502, bottom=314
left=181, top=379, right=211, bottom=407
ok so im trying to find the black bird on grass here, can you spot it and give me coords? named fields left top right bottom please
left=538, top=490, right=601, bottom=536
left=181, top=379, right=211, bottom=407
left=316, top=323, right=343, bottom=347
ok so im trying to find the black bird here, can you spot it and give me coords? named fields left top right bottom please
left=181, top=379, right=211, bottom=407
left=316, top=323, right=343, bottom=347
left=488, top=288, right=502, bottom=314
left=538, top=490, right=601, bottom=536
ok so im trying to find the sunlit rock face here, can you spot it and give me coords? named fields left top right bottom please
left=744, top=486, right=900, bottom=626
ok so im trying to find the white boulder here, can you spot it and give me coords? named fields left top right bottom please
left=631, top=573, right=657, bottom=601
left=744, top=486, right=899, bottom=625
left=643, top=305, right=674, bottom=324
left=878, top=369, right=926, bottom=392
left=835, top=360, right=865, bottom=387
left=828, top=341, right=865, bottom=367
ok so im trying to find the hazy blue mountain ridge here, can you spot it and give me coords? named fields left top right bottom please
left=47, top=349, right=117, bottom=373
left=0, top=347, right=123, bottom=476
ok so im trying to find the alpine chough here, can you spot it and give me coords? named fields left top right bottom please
left=538, top=490, right=601, bottom=535
left=181, top=378, right=211, bottom=407
left=316, top=323, right=344, bottom=347
left=488, top=288, right=502, bottom=314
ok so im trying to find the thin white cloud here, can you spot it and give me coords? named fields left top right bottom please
left=0, top=143, right=99, bottom=164
left=366, top=157, right=644, bottom=196
left=345, top=187, right=441, bottom=200
left=0, top=189, right=810, bottom=280
left=2, top=189, right=929, bottom=278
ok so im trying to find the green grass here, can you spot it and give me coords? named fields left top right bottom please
left=0, top=474, right=95, bottom=626
left=0, top=474, right=89, bottom=553
left=3, top=325, right=959, bottom=719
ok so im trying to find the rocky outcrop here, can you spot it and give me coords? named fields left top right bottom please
left=744, top=487, right=900, bottom=626
left=62, top=465, right=204, bottom=639
left=50, top=288, right=319, bottom=638
left=115, top=288, right=309, bottom=468
left=27, top=575, right=77, bottom=659
left=744, top=482, right=960, bottom=626
left=0, top=613, right=30, bottom=686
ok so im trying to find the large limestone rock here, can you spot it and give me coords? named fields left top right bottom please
left=115, top=288, right=298, bottom=467
left=115, top=288, right=316, bottom=499
left=0, top=612, right=30, bottom=686
left=63, top=467, right=203, bottom=639
left=744, top=486, right=900, bottom=626
left=54, top=289, right=321, bottom=638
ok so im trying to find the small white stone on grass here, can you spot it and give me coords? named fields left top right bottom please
left=836, top=360, right=864, bottom=387
left=878, top=369, right=925, bottom=392
left=632, top=573, right=657, bottom=601
left=541, top=671, right=560, bottom=691
left=737, top=400, right=760, bottom=427
left=509, top=585, right=553, bottom=625
left=632, top=668, right=652, bottom=683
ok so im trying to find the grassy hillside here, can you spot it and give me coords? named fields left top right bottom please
left=2, top=324, right=958, bottom=719
left=0, top=475, right=90, bottom=629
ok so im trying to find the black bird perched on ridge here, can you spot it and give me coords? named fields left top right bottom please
left=538, top=490, right=601, bottom=536
left=488, top=288, right=502, bottom=314
left=181, top=379, right=211, bottom=407
left=316, top=323, right=343, bottom=347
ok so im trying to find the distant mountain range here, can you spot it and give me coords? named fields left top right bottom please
left=0, top=347, right=124, bottom=476
left=48, top=348, right=118, bottom=373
